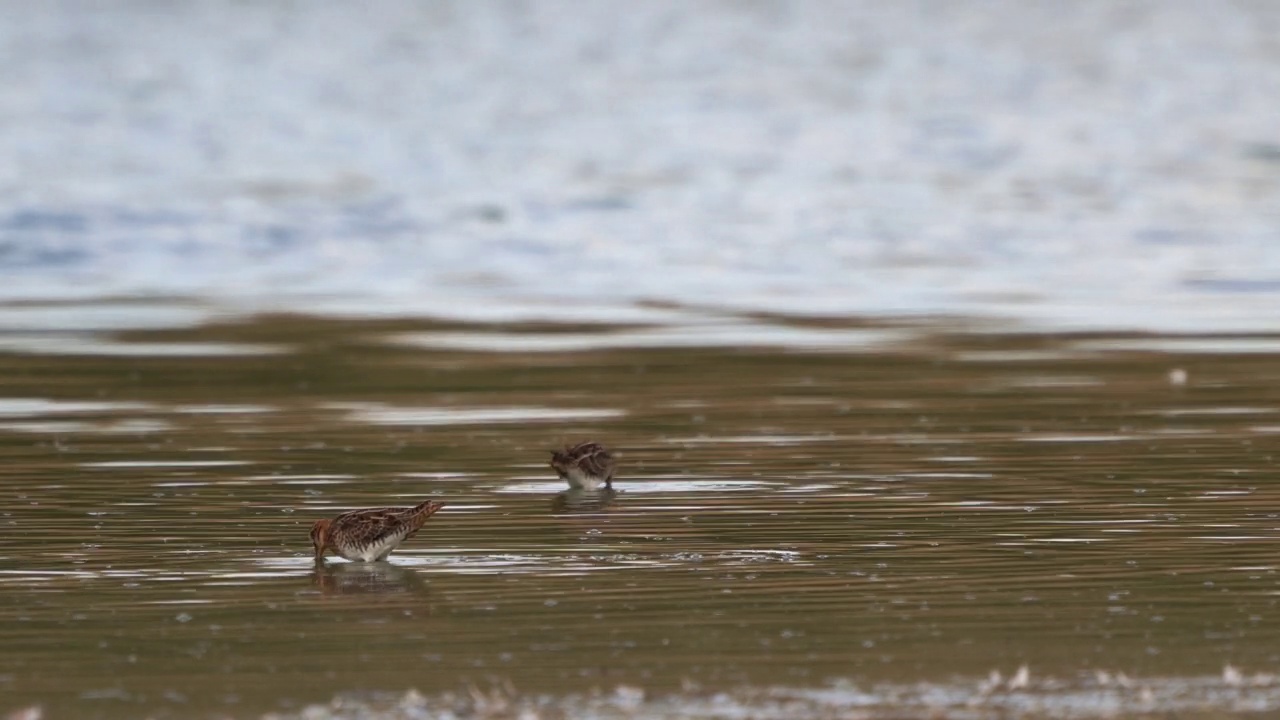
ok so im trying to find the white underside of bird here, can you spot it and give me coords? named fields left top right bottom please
left=562, top=466, right=609, bottom=491
left=337, top=533, right=408, bottom=562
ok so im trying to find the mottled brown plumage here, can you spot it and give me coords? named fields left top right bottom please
left=310, top=500, right=445, bottom=562
left=550, top=441, right=617, bottom=490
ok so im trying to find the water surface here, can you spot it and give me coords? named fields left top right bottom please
left=2, top=1, right=1279, bottom=331
left=3, top=312, right=1280, bottom=718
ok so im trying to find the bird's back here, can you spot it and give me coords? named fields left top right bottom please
left=328, top=500, right=444, bottom=560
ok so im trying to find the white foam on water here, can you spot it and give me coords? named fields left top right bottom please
left=261, top=671, right=1280, bottom=720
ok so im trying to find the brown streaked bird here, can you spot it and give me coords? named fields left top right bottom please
left=310, top=500, right=445, bottom=563
left=550, top=441, right=616, bottom=491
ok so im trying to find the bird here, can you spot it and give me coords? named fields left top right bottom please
left=310, top=500, right=445, bottom=563
left=550, top=441, right=617, bottom=491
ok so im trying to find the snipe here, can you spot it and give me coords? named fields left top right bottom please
left=310, top=500, right=445, bottom=562
left=550, top=441, right=616, bottom=491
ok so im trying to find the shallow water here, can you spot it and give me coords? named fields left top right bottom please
left=4, top=2, right=1280, bottom=717
left=3, top=310, right=1280, bottom=719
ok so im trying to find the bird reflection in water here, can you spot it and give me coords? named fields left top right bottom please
left=310, top=560, right=429, bottom=596
left=551, top=487, right=618, bottom=514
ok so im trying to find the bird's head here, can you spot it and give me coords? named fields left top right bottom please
left=310, top=519, right=332, bottom=563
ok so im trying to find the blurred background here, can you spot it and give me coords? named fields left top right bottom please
left=3, top=0, right=1277, bottom=331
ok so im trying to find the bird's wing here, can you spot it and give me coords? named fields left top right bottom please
left=332, top=508, right=413, bottom=546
